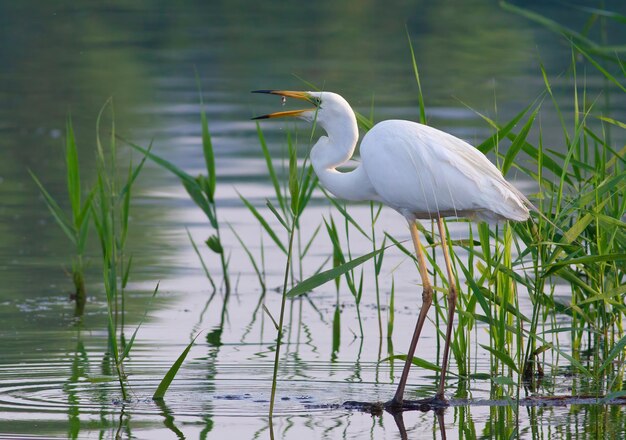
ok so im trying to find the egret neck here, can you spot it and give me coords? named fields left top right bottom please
left=310, top=106, right=378, bottom=202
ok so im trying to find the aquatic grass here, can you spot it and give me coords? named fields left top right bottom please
left=376, top=10, right=626, bottom=400
left=500, top=1, right=626, bottom=59
left=228, top=223, right=266, bottom=291
left=370, top=203, right=386, bottom=341
left=30, top=117, right=93, bottom=316
left=153, top=332, right=202, bottom=400
left=119, top=282, right=159, bottom=364
left=254, top=112, right=389, bottom=424
left=323, top=215, right=365, bottom=338
left=469, top=49, right=625, bottom=396
left=91, top=99, right=150, bottom=399
left=125, top=88, right=229, bottom=293
left=186, top=227, right=217, bottom=291
left=266, top=129, right=313, bottom=424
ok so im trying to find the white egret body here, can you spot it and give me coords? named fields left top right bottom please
left=254, top=90, right=532, bottom=409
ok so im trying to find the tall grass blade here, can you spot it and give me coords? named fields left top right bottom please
left=266, top=200, right=291, bottom=232
left=480, top=344, right=519, bottom=373
left=502, top=107, right=539, bottom=175
left=256, top=122, right=286, bottom=213
left=320, top=188, right=370, bottom=239
left=238, top=194, right=287, bottom=253
left=29, top=171, right=75, bottom=245
left=262, top=304, right=279, bottom=330
left=288, top=138, right=300, bottom=215
left=197, top=84, right=216, bottom=202
left=599, top=116, right=626, bottom=130
left=119, top=282, right=159, bottom=363
left=153, top=332, right=202, bottom=400
left=228, top=223, right=266, bottom=291
left=287, top=247, right=387, bottom=298
left=476, top=103, right=533, bottom=154
left=599, top=334, right=626, bottom=373
left=123, top=139, right=216, bottom=222
left=573, top=43, right=626, bottom=92
left=65, top=117, right=81, bottom=222
left=500, top=2, right=626, bottom=55
left=186, top=227, right=216, bottom=291
left=406, top=28, right=427, bottom=124
left=383, top=354, right=441, bottom=372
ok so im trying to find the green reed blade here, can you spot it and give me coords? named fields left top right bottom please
left=198, top=88, right=216, bottom=202
left=77, top=206, right=91, bottom=254
left=124, top=139, right=217, bottom=226
left=296, top=166, right=317, bottom=217
left=76, top=186, right=95, bottom=227
left=406, top=27, right=426, bottom=124
left=299, top=224, right=321, bottom=261
left=153, top=332, right=202, bottom=400
left=65, top=117, right=81, bottom=222
left=599, top=116, right=626, bottom=130
left=596, top=214, right=626, bottom=229
left=320, top=187, right=370, bottom=239
left=119, top=282, right=159, bottom=363
left=238, top=194, right=287, bottom=253
left=458, top=260, right=492, bottom=320
left=544, top=253, right=626, bottom=276
left=577, top=173, right=626, bottom=207
left=355, top=111, right=374, bottom=132
left=228, top=223, right=266, bottom=291
left=119, top=140, right=152, bottom=200
left=121, top=160, right=133, bottom=248
left=266, top=200, right=290, bottom=232
left=383, top=354, right=441, bottom=372
left=332, top=304, right=341, bottom=354
left=476, top=103, right=533, bottom=153
left=502, top=107, right=539, bottom=175
left=480, top=344, right=519, bottom=373
left=574, top=43, right=626, bottom=92
left=571, top=5, right=626, bottom=23
left=262, top=304, right=279, bottom=330
left=375, top=237, right=386, bottom=276
left=288, top=141, right=299, bottom=215
left=387, top=278, right=395, bottom=339
left=122, top=255, right=133, bottom=289
left=186, top=227, right=216, bottom=291
left=469, top=101, right=569, bottom=183
left=256, top=122, right=286, bottom=213
left=501, top=2, right=626, bottom=55
left=29, top=170, right=76, bottom=245
left=287, top=247, right=386, bottom=298
left=541, top=62, right=571, bottom=146
left=492, top=376, right=516, bottom=387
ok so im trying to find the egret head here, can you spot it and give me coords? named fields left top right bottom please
left=252, top=90, right=352, bottom=126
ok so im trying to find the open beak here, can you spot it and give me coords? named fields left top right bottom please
left=252, top=90, right=317, bottom=120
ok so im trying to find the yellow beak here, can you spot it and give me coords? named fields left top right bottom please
left=252, top=90, right=317, bottom=120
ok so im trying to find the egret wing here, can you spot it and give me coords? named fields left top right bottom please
left=360, top=120, right=529, bottom=221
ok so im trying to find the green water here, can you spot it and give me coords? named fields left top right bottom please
left=1, top=1, right=625, bottom=438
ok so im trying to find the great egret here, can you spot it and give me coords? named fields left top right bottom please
left=253, top=90, right=532, bottom=409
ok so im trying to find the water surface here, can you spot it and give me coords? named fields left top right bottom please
left=1, top=1, right=625, bottom=438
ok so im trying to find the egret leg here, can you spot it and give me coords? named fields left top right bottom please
left=387, top=220, right=433, bottom=408
left=435, top=217, right=457, bottom=402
